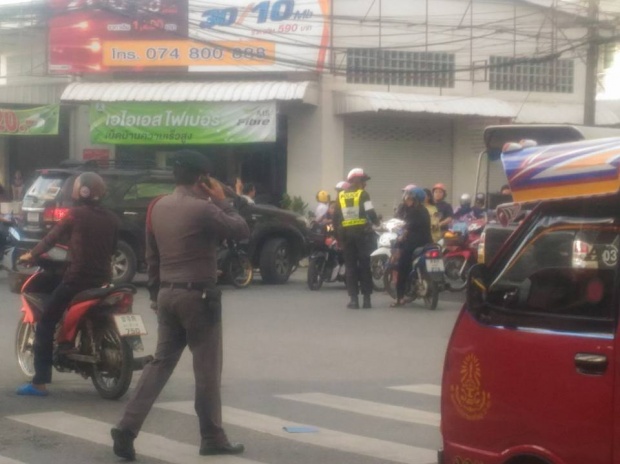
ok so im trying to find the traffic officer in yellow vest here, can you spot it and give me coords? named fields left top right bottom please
left=334, top=168, right=380, bottom=309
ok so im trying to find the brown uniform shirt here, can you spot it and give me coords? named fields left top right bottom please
left=31, top=204, right=120, bottom=286
left=147, top=186, right=250, bottom=287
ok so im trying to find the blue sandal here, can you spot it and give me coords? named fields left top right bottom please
left=16, top=383, right=48, bottom=397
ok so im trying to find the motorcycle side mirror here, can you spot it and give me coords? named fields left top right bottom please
left=466, top=263, right=490, bottom=310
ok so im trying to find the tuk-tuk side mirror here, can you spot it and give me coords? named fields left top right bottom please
left=466, top=263, right=490, bottom=310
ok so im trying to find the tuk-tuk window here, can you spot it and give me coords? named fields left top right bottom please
left=478, top=216, right=619, bottom=335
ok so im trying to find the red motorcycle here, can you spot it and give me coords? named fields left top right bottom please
left=11, top=246, right=152, bottom=399
left=442, top=217, right=486, bottom=292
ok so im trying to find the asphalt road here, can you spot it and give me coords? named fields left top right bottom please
left=0, top=270, right=465, bottom=464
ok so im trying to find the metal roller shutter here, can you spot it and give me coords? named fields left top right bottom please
left=343, top=116, right=453, bottom=218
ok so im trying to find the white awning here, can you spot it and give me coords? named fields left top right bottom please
left=60, top=81, right=318, bottom=105
left=334, top=91, right=517, bottom=119
left=512, top=101, right=620, bottom=126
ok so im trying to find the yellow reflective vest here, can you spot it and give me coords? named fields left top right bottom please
left=339, top=189, right=367, bottom=227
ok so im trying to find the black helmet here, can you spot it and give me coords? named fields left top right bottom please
left=172, top=150, right=212, bottom=174
left=72, top=172, right=106, bottom=203
left=475, top=193, right=485, bottom=204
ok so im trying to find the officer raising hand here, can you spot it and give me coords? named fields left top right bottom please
left=334, top=168, right=379, bottom=309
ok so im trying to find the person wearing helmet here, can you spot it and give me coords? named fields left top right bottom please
left=391, top=187, right=432, bottom=307
left=432, top=183, right=454, bottom=232
left=17, top=172, right=121, bottom=397
left=472, top=193, right=487, bottom=220
left=423, top=188, right=442, bottom=243
left=335, top=180, right=350, bottom=194
left=112, top=150, right=249, bottom=460
left=333, top=167, right=380, bottom=309
left=394, top=184, right=417, bottom=219
left=454, top=193, right=473, bottom=221
left=315, top=190, right=331, bottom=222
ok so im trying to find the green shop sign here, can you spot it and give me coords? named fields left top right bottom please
left=0, top=105, right=59, bottom=135
left=90, top=102, right=276, bottom=145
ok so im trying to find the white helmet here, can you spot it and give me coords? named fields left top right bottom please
left=459, top=193, right=472, bottom=207
left=335, top=181, right=350, bottom=191
left=347, top=168, right=370, bottom=182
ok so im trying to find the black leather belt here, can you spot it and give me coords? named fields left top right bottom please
left=161, top=282, right=212, bottom=291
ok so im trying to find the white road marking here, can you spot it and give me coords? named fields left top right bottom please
left=0, top=457, right=27, bottom=464
left=277, top=392, right=440, bottom=427
left=157, top=402, right=436, bottom=464
left=8, top=412, right=261, bottom=464
left=389, top=384, right=442, bottom=397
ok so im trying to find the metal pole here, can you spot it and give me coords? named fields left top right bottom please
left=584, top=0, right=600, bottom=125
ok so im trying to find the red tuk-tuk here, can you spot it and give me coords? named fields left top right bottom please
left=440, top=136, right=620, bottom=464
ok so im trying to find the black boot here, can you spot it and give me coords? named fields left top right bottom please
left=111, top=428, right=136, bottom=461
left=362, top=295, right=372, bottom=309
left=347, top=296, right=360, bottom=309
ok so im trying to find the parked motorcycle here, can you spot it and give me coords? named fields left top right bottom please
left=307, top=224, right=346, bottom=290
left=11, top=246, right=152, bottom=400
left=442, top=217, right=486, bottom=291
left=384, top=242, right=446, bottom=310
left=217, top=239, right=253, bottom=288
left=370, top=218, right=404, bottom=292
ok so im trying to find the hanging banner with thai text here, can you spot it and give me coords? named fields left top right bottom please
left=90, top=102, right=276, bottom=145
left=0, top=105, right=60, bottom=135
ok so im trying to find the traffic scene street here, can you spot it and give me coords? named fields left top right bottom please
left=0, top=271, right=463, bottom=464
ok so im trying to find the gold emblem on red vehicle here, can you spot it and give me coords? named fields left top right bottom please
left=451, top=353, right=491, bottom=420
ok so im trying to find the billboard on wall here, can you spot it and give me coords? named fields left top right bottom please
left=48, top=0, right=330, bottom=74
left=0, top=106, right=59, bottom=136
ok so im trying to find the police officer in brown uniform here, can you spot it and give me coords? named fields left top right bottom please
left=111, top=150, right=250, bottom=461
left=334, top=168, right=380, bottom=309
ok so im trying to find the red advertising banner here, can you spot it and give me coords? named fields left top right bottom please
left=48, top=0, right=188, bottom=74
left=47, top=0, right=330, bottom=74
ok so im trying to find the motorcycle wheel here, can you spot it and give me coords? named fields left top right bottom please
left=444, top=255, right=468, bottom=292
left=90, top=322, right=133, bottom=400
left=370, top=255, right=387, bottom=292
left=227, top=254, right=254, bottom=288
left=383, top=265, right=398, bottom=300
left=307, top=256, right=325, bottom=290
left=15, top=317, right=35, bottom=379
left=422, top=277, right=439, bottom=310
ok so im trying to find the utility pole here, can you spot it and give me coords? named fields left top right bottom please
left=584, top=0, right=600, bottom=126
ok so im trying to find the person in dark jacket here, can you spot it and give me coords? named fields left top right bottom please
left=16, top=172, right=120, bottom=396
left=333, top=168, right=380, bottom=309
left=391, top=187, right=432, bottom=307
left=111, top=150, right=250, bottom=461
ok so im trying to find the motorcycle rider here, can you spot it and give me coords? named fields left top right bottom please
left=472, top=193, right=487, bottom=220
left=16, top=172, right=120, bottom=396
left=432, top=183, right=454, bottom=232
left=453, top=193, right=473, bottom=221
left=391, top=187, right=432, bottom=307
left=333, top=168, right=379, bottom=309
left=395, top=184, right=417, bottom=219
left=315, top=190, right=331, bottom=222
left=423, top=188, right=441, bottom=243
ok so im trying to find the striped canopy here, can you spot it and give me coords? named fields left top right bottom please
left=501, top=137, right=620, bottom=203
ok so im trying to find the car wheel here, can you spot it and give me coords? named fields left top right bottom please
left=259, top=237, right=292, bottom=284
left=112, top=240, right=137, bottom=284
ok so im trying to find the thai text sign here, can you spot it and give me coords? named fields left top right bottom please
left=0, top=105, right=59, bottom=136
left=90, top=102, right=276, bottom=145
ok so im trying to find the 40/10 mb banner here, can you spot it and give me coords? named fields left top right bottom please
left=90, top=102, right=276, bottom=145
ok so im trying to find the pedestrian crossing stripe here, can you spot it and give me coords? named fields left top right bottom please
left=0, top=456, right=27, bottom=464
left=8, top=412, right=261, bottom=464
left=156, top=402, right=437, bottom=464
left=277, top=392, right=440, bottom=426
left=388, top=384, right=442, bottom=396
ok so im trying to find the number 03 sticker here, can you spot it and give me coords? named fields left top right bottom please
left=602, top=245, right=618, bottom=267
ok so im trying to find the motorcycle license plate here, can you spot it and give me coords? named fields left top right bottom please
left=426, top=259, right=445, bottom=273
left=113, top=314, right=147, bottom=337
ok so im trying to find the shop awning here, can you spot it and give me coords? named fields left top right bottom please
left=60, top=81, right=318, bottom=105
left=512, top=101, right=620, bottom=126
left=334, top=91, right=517, bottom=119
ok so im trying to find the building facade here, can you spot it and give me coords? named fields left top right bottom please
left=0, top=0, right=618, bottom=214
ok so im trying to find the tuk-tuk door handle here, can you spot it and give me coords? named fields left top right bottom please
left=574, top=353, right=608, bottom=375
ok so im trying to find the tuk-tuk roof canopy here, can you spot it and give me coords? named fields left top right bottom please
left=501, top=137, right=620, bottom=203
left=484, top=125, right=585, bottom=160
